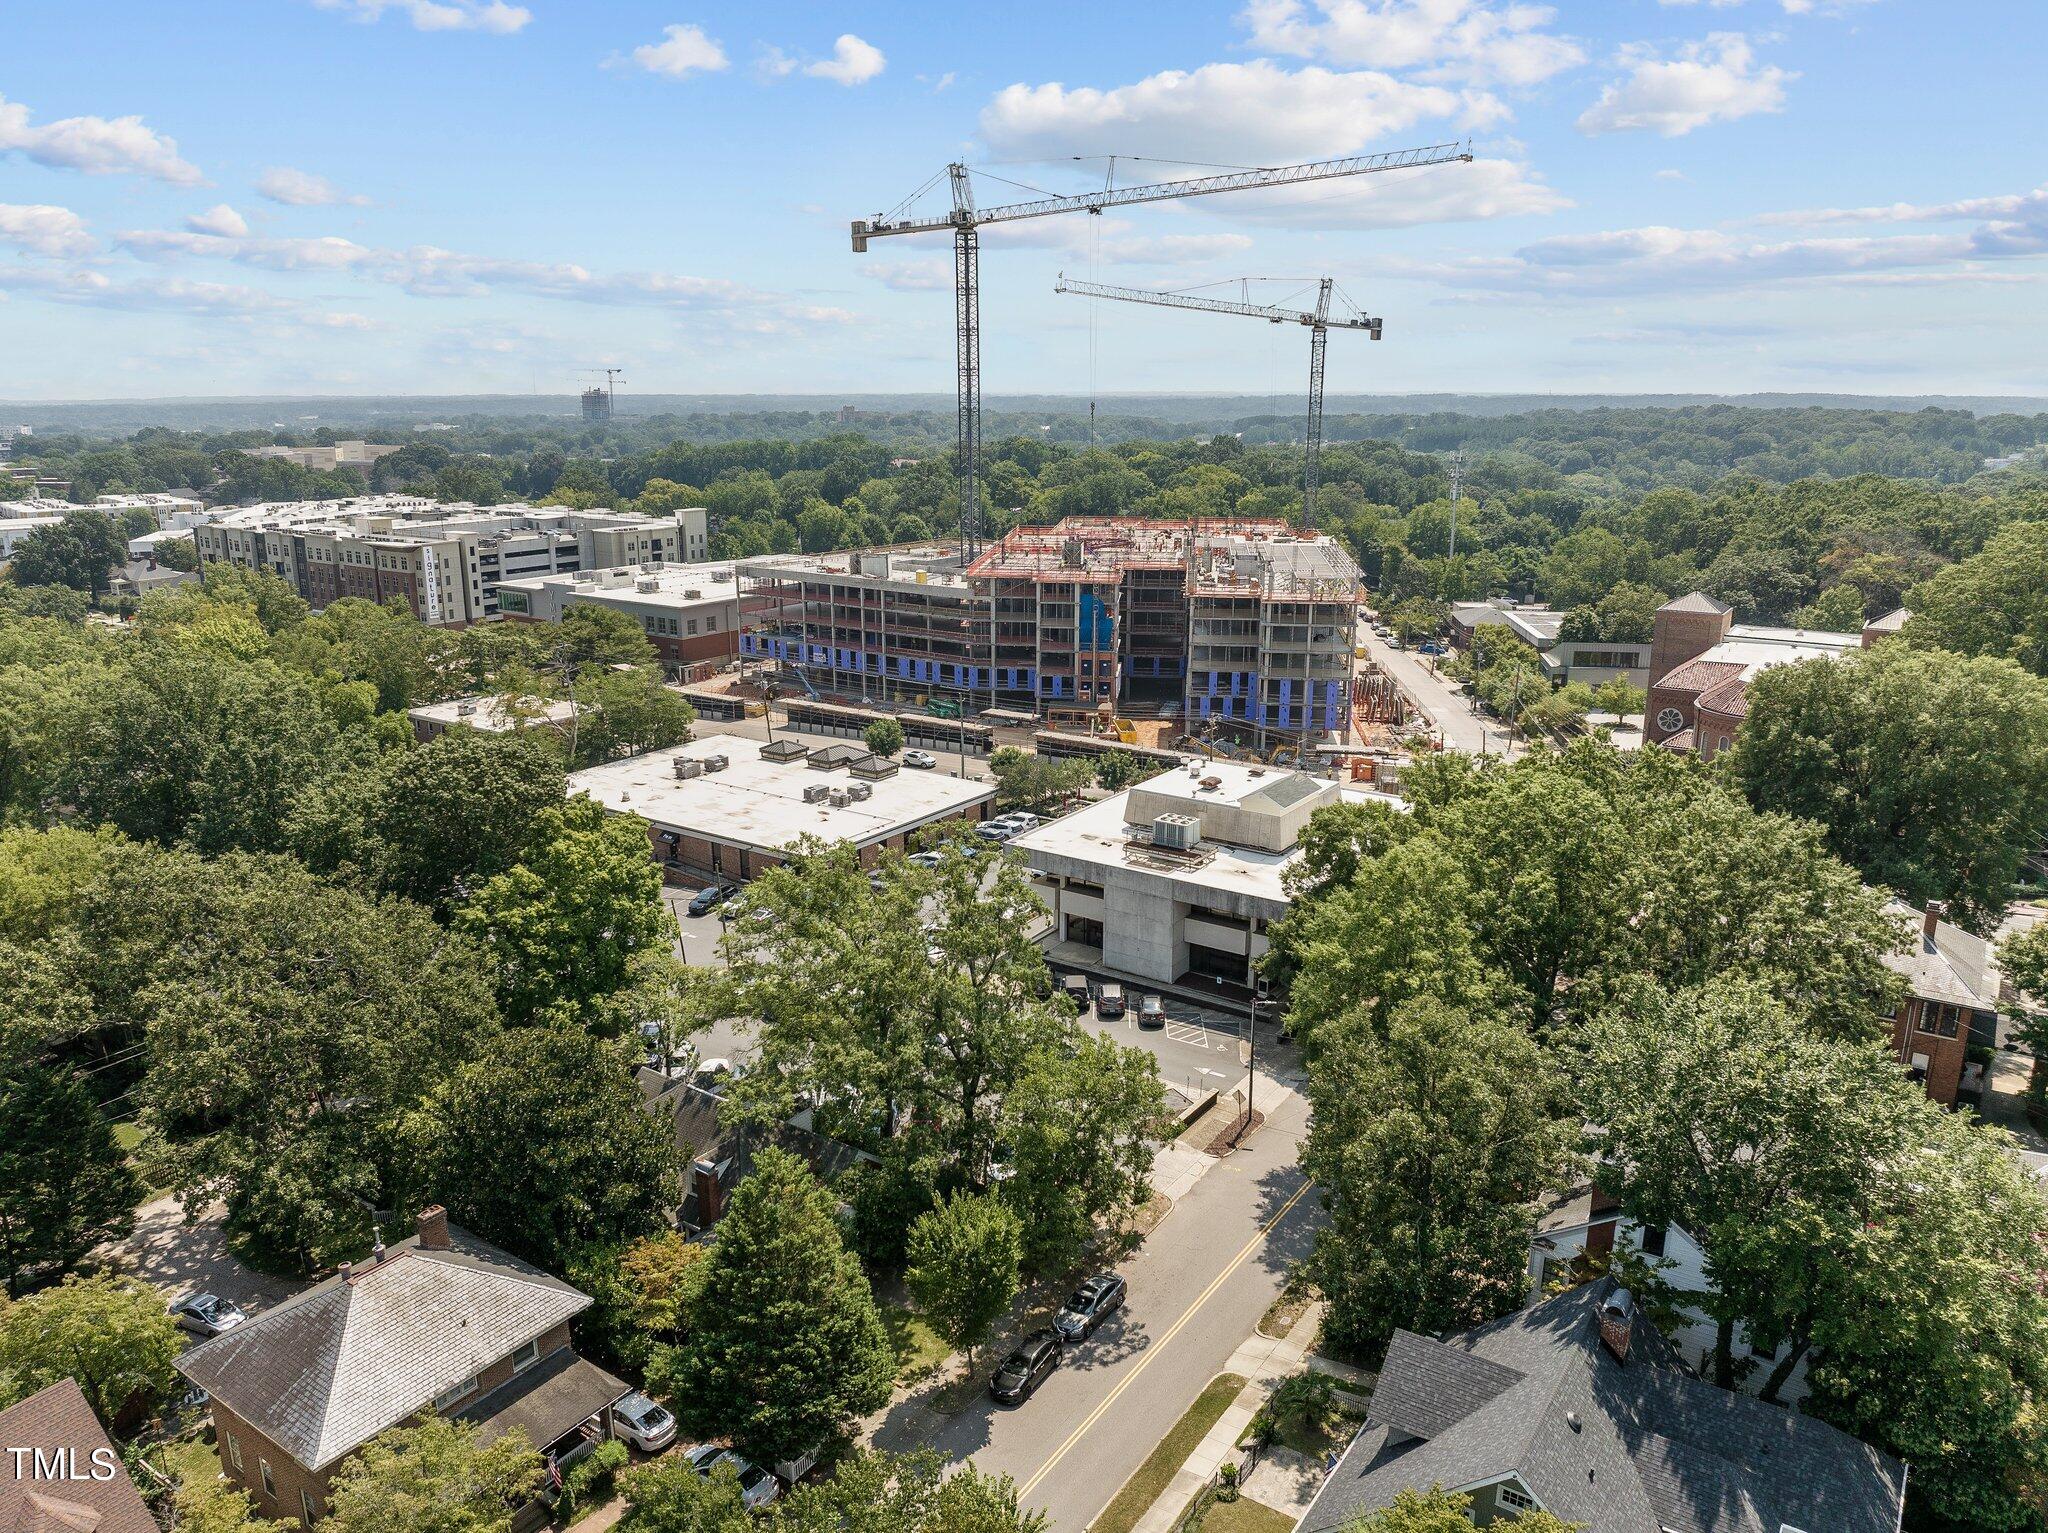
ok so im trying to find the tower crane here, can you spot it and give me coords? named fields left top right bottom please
left=852, top=144, right=1471, bottom=555
left=578, top=367, right=622, bottom=421
left=1054, top=275, right=1380, bottom=530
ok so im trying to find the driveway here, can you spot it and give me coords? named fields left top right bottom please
left=107, top=1195, right=299, bottom=1316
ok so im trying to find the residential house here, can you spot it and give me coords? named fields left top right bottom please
left=1885, top=898, right=2002, bottom=1105
left=1295, top=1280, right=1905, bottom=1533
left=0, top=1378, right=157, bottom=1533
left=174, top=1207, right=628, bottom=1527
left=1528, top=1189, right=1812, bottom=1405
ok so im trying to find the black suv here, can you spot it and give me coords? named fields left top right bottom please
left=990, top=1329, right=1062, bottom=1404
left=1054, top=1273, right=1127, bottom=1341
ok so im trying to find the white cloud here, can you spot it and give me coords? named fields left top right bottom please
left=186, top=203, right=249, bottom=237
left=1752, top=187, right=2048, bottom=229
left=257, top=166, right=370, bottom=207
left=1240, top=0, right=1585, bottom=87
left=980, top=59, right=1467, bottom=164
left=805, top=34, right=886, bottom=86
left=312, top=0, right=531, bottom=34
left=0, top=264, right=369, bottom=325
left=756, top=45, right=799, bottom=80
left=862, top=258, right=951, bottom=292
left=1098, top=232, right=1257, bottom=264
left=1578, top=34, right=1793, bottom=136
left=0, top=93, right=203, bottom=185
left=625, top=24, right=730, bottom=79
left=0, top=203, right=95, bottom=258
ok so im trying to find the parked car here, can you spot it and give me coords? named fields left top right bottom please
left=1138, top=993, right=1166, bottom=1028
left=1096, top=983, right=1126, bottom=1020
left=1059, top=972, right=1092, bottom=1009
left=903, top=749, right=939, bottom=768
left=689, top=1447, right=780, bottom=1512
left=169, top=1293, right=246, bottom=1338
left=975, top=820, right=1017, bottom=841
left=1418, top=641, right=1445, bottom=656
left=908, top=850, right=942, bottom=868
left=610, top=1391, right=677, bottom=1453
left=687, top=883, right=739, bottom=917
left=1001, top=812, right=1042, bottom=835
left=990, top=1329, right=1062, bottom=1404
left=1054, top=1273, right=1128, bottom=1341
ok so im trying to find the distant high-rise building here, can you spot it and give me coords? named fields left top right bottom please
left=581, top=387, right=611, bottom=423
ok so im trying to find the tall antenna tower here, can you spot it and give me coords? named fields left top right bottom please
left=1447, top=449, right=1464, bottom=561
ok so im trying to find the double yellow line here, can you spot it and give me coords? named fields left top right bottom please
left=1016, top=1176, right=1316, bottom=1506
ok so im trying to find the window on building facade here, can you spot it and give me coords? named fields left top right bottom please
left=512, top=1337, right=541, bottom=1374
left=302, top=1489, right=318, bottom=1525
left=1495, top=1482, right=1536, bottom=1514
left=687, top=619, right=699, bottom=636
left=1639, top=1224, right=1668, bottom=1257
left=433, top=1375, right=479, bottom=1411
left=225, top=1432, right=242, bottom=1471
left=260, top=1461, right=276, bottom=1499
left=1918, top=1002, right=1963, bottom=1038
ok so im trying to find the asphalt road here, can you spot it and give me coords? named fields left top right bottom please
left=1356, top=618, right=1520, bottom=759
left=871, top=1082, right=1317, bottom=1532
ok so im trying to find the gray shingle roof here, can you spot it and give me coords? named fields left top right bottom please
left=1299, top=1283, right=1905, bottom=1533
left=174, top=1225, right=590, bottom=1472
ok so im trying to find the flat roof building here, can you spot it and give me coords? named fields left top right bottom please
left=407, top=692, right=580, bottom=743
left=497, top=562, right=742, bottom=675
left=569, top=732, right=995, bottom=886
left=737, top=516, right=1361, bottom=736
left=1012, top=758, right=1400, bottom=992
left=193, top=498, right=710, bottom=627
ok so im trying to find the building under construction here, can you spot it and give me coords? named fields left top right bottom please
left=735, top=517, right=1362, bottom=737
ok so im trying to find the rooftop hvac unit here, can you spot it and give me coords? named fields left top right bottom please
left=802, top=784, right=831, bottom=804
left=636, top=576, right=659, bottom=593
left=702, top=753, right=729, bottom=773
left=845, top=782, right=873, bottom=802
left=683, top=589, right=703, bottom=600
left=1199, top=775, right=1223, bottom=791
left=573, top=569, right=596, bottom=583
left=1152, top=813, right=1201, bottom=851
left=455, top=701, right=477, bottom=716
left=673, top=756, right=704, bottom=780
left=828, top=788, right=851, bottom=808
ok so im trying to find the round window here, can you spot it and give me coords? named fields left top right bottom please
left=1655, top=707, right=1685, bottom=734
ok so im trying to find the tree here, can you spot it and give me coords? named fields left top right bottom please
left=775, top=1450, right=1048, bottom=1533
left=1998, top=922, right=2048, bottom=1098
left=665, top=1147, right=893, bottom=1466
left=9, top=512, right=126, bottom=594
left=0, top=1275, right=183, bottom=1424
left=987, top=747, right=1092, bottom=813
left=456, top=798, right=668, bottom=1026
left=1304, top=998, right=1579, bottom=1361
left=863, top=716, right=906, bottom=757
left=171, top=1474, right=294, bottom=1533
left=132, top=852, right=499, bottom=1274
left=1590, top=677, right=1644, bottom=717
left=1000, top=1035, right=1172, bottom=1273
left=905, top=1193, right=1023, bottom=1366
left=0, top=1063, right=138, bottom=1296
left=373, top=728, right=567, bottom=909
left=1907, top=519, right=2048, bottom=676
left=571, top=1231, right=708, bottom=1374
left=323, top=1417, right=542, bottom=1533
left=406, top=1026, right=682, bottom=1273
left=574, top=668, right=695, bottom=765
left=1736, top=644, right=2048, bottom=925
left=1092, top=750, right=1151, bottom=792
left=554, top=604, right=657, bottom=677
left=1341, top=1486, right=1578, bottom=1533
left=618, top=1454, right=754, bottom=1533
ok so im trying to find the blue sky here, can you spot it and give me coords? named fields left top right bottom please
left=2, top=0, right=2044, bottom=401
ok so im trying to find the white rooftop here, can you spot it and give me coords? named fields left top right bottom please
left=501, top=562, right=740, bottom=607
left=408, top=693, right=578, bottom=732
left=568, top=733, right=994, bottom=854
left=1703, top=625, right=1861, bottom=680
left=1013, top=762, right=1401, bottom=908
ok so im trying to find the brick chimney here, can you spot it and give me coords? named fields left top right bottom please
left=417, top=1205, right=451, bottom=1250
left=1598, top=1288, right=1635, bottom=1365
left=1923, top=900, right=1947, bottom=940
left=693, top=1159, right=724, bottom=1227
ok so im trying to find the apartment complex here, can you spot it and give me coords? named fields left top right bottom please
left=193, top=497, right=710, bottom=626
left=241, top=440, right=403, bottom=473
left=737, top=517, right=1362, bottom=733
left=497, top=561, right=742, bottom=672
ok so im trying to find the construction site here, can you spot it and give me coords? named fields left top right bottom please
left=733, top=515, right=1373, bottom=753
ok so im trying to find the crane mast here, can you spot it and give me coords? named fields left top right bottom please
left=853, top=144, right=1471, bottom=556
left=1053, top=275, right=1380, bottom=530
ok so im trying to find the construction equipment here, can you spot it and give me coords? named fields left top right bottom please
left=851, top=145, right=1473, bottom=556
left=1054, top=276, right=1377, bottom=529
left=578, top=367, right=622, bottom=421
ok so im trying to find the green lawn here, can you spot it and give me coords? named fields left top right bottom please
left=1197, top=1498, right=1297, bottom=1533
left=112, top=1121, right=171, bottom=1197
left=152, top=1434, right=220, bottom=1494
left=881, top=1304, right=952, bottom=1383
left=1089, top=1373, right=1248, bottom=1533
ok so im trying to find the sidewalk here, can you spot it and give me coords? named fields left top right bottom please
left=1126, top=1302, right=1342, bottom=1533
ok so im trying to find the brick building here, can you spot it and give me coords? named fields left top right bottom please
left=174, top=1208, right=627, bottom=1526
left=1643, top=592, right=1908, bottom=758
left=1885, top=898, right=2002, bottom=1105
left=495, top=562, right=744, bottom=677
